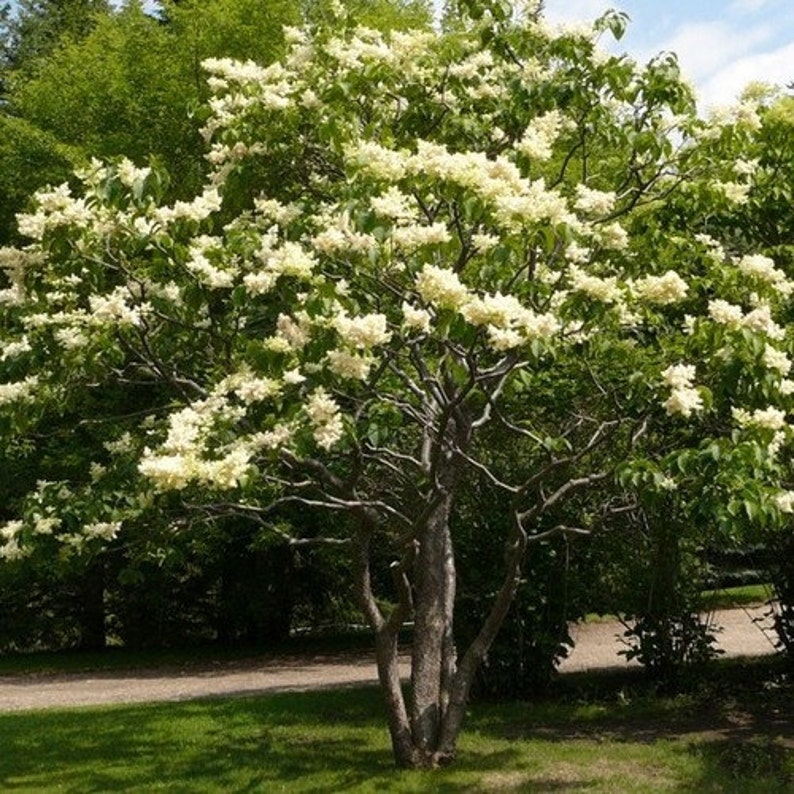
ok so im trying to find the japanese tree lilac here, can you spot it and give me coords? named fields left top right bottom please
left=401, top=302, right=432, bottom=333
left=763, top=346, right=792, bottom=376
left=332, top=312, right=392, bottom=349
left=633, top=271, right=689, bottom=305
left=732, top=406, right=787, bottom=431
left=2, top=4, right=793, bottom=771
left=661, top=364, right=703, bottom=418
left=415, top=265, right=470, bottom=311
left=0, top=376, right=38, bottom=406
left=305, top=388, right=344, bottom=450
left=515, top=109, right=563, bottom=161
left=326, top=349, right=374, bottom=381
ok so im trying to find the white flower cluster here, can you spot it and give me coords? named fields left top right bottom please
left=661, top=364, right=703, bottom=418
left=1, top=336, right=32, bottom=361
left=253, top=197, right=302, bottom=226
left=401, top=302, right=432, bottom=333
left=632, top=271, right=688, bottom=305
left=763, top=346, right=792, bottom=376
left=326, top=349, right=374, bottom=381
left=370, top=187, right=416, bottom=224
left=775, top=491, right=794, bottom=513
left=83, top=521, right=122, bottom=541
left=715, top=181, right=750, bottom=205
left=0, top=520, right=26, bottom=561
left=325, top=29, right=393, bottom=70
left=154, top=188, right=222, bottom=225
left=391, top=222, right=451, bottom=251
left=732, top=406, right=787, bottom=431
left=737, top=254, right=791, bottom=293
left=89, top=287, right=147, bottom=327
left=138, top=391, right=252, bottom=490
left=244, top=241, right=318, bottom=295
left=306, top=388, right=344, bottom=450
left=515, top=110, right=563, bottom=161
left=573, top=185, right=616, bottom=216
left=312, top=212, right=378, bottom=256
left=0, top=376, right=39, bottom=406
left=415, top=265, right=559, bottom=351
left=448, top=49, right=494, bottom=80
left=17, top=184, right=95, bottom=239
left=222, top=370, right=281, bottom=404
left=116, top=158, right=151, bottom=188
left=186, top=237, right=236, bottom=289
left=345, top=141, right=409, bottom=181
left=333, top=312, right=392, bottom=349
left=346, top=139, right=577, bottom=232
left=569, top=265, right=622, bottom=304
left=272, top=312, right=311, bottom=351
left=708, top=300, right=784, bottom=339
left=415, top=265, right=470, bottom=311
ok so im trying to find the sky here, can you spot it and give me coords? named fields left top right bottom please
left=542, top=0, right=794, bottom=110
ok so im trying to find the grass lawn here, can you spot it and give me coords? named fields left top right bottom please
left=698, top=582, right=774, bottom=611
left=1, top=662, right=792, bottom=792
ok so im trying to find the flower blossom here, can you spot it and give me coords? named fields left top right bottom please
left=415, top=265, right=470, bottom=311
left=0, top=376, right=39, bottom=406
left=401, top=302, right=432, bottom=333
left=333, top=312, right=392, bottom=348
left=775, top=491, right=794, bottom=513
left=708, top=299, right=743, bottom=328
left=515, top=110, right=562, bottom=161
left=326, top=349, right=374, bottom=380
left=306, top=388, right=344, bottom=450
left=574, top=185, right=616, bottom=216
left=661, top=364, right=703, bottom=418
left=83, top=521, right=122, bottom=541
left=569, top=265, right=622, bottom=303
left=633, top=271, right=688, bottom=304
left=737, top=254, right=785, bottom=284
left=763, top=346, right=792, bottom=376
left=732, top=406, right=787, bottom=431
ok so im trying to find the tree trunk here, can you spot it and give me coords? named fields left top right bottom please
left=360, top=494, right=529, bottom=768
left=410, top=492, right=456, bottom=757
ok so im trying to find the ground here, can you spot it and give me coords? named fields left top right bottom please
left=0, top=606, right=777, bottom=712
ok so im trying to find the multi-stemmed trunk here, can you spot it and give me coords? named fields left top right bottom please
left=360, top=494, right=528, bottom=769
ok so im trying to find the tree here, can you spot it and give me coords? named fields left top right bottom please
left=2, top=2, right=793, bottom=769
left=0, top=0, right=109, bottom=78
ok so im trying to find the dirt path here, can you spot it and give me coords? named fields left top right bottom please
left=0, top=606, right=779, bottom=713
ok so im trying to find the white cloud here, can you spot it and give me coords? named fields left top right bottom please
left=647, top=21, right=774, bottom=81
left=729, top=0, right=774, bottom=13
left=699, top=40, right=794, bottom=108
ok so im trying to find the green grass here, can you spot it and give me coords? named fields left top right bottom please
left=582, top=583, right=774, bottom=624
left=698, top=583, right=774, bottom=611
left=1, top=668, right=793, bottom=792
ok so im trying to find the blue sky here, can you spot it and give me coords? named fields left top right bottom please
left=543, top=0, right=794, bottom=109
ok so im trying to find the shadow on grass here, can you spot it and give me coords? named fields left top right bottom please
left=467, top=658, right=794, bottom=792
left=681, top=738, right=794, bottom=793
left=0, top=687, right=532, bottom=793
left=3, top=660, right=794, bottom=792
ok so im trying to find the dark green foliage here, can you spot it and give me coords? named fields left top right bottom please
left=0, top=0, right=109, bottom=76
left=586, top=509, right=720, bottom=686
left=457, top=527, right=583, bottom=698
left=0, top=114, right=81, bottom=243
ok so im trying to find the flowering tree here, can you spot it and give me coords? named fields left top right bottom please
left=2, top=1, right=793, bottom=768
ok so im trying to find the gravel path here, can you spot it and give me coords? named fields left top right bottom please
left=0, top=606, right=779, bottom=713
